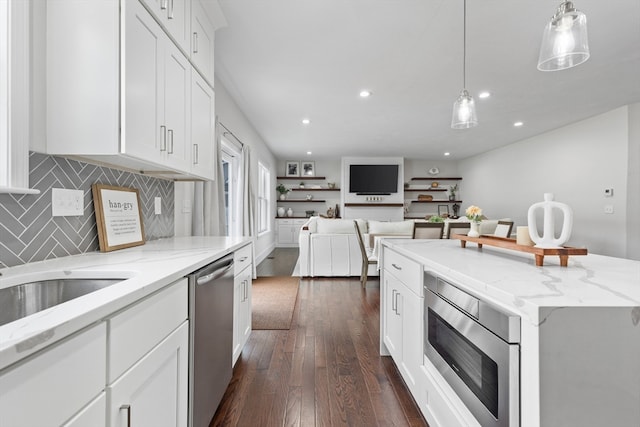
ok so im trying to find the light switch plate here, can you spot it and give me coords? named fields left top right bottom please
left=52, top=188, right=84, bottom=217
left=154, top=197, right=162, bottom=215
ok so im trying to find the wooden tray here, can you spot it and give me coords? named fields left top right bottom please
left=451, top=234, right=587, bottom=267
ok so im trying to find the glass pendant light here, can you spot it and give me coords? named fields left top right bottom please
left=537, top=1, right=590, bottom=71
left=451, top=0, right=477, bottom=129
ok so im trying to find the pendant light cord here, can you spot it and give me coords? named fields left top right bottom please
left=463, top=0, right=467, bottom=89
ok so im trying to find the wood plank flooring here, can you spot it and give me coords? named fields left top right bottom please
left=210, top=277, right=428, bottom=426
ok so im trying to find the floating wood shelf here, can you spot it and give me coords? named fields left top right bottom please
left=277, top=176, right=326, bottom=180
left=344, top=203, right=404, bottom=207
left=290, top=188, right=340, bottom=191
left=404, top=188, right=447, bottom=192
left=277, top=199, right=326, bottom=203
left=411, top=177, right=462, bottom=181
left=452, top=235, right=588, bottom=267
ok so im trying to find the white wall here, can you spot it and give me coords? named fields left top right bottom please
left=626, top=103, right=640, bottom=260
left=175, top=80, right=277, bottom=264
left=459, top=107, right=630, bottom=258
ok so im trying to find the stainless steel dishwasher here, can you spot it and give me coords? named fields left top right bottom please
left=188, top=253, right=234, bottom=427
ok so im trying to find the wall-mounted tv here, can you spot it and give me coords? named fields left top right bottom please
left=349, top=164, right=399, bottom=195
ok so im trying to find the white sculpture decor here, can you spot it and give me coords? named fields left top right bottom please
left=527, top=193, right=573, bottom=248
left=277, top=207, right=285, bottom=217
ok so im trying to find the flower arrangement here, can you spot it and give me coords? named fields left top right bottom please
left=465, top=205, right=483, bottom=222
left=427, top=215, right=444, bottom=223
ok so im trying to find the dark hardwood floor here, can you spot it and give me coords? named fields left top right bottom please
left=210, top=249, right=427, bottom=427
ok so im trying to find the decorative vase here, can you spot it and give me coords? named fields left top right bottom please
left=279, top=194, right=286, bottom=200
left=277, top=207, right=285, bottom=217
left=467, top=221, right=481, bottom=238
left=527, top=193, right=573, bottom=248
left=286, top=207, right=293, bottom=217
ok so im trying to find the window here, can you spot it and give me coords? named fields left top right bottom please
left=221, top=139, right=241, bottom=236
left=257, top=161, right=270, bottom=235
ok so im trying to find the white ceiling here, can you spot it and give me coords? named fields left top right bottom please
left=212, top=0, right=640, bottom=160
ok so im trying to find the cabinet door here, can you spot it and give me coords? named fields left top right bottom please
left=190, top=69, right=216, bottom=180
left=399, top=281, right=422, bottom=391
left=233, top=266, right=252, bottom=365
left=139, top=0, right=190, bottom=53
left=62, top=393, right=106, bottom=427
left=123, top=0, right=165, bottom=164
left=382, top=274, right=403, bottom=361
left=108, top=322, right=188, bottom=427
left=164, top=41, right=191, bottom=171
left=190, top=0, right=215, bottom=84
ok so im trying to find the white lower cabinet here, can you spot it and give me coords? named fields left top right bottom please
left=276, top=218, right=307, bottom=247
left=0, top=323, right=107, bottom=427
left=108, top=322, right=189, bottom=427
left=233, top=244, right=253, bottom=365
left=63, top=393, right=107, bottom=427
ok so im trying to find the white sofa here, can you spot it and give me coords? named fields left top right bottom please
left=297, top=217, right=415, bottom=277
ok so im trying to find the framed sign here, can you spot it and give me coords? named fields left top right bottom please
left=285, top=161, right=299, bottom=177
left=92, top=184, right=145, bottom=252
left=301, top=161, right=315, bottom=176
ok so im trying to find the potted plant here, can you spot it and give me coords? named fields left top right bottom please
left=427, top=215, right=444, bottom=223
left=276, top=183, right=289, bottom=200
left=449, top=184, right=458, bottom=201
left=299, top=181, right=305, bottom=189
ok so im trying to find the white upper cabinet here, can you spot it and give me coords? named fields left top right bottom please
left=190, top=0, right=215, bottom=85
left=139, top=0, right=191, bottom=53
left=191, top=69, right=216, bottom=180
left=45, top=0, right=221, bottom=180
left=0, top=0, right=38, bottom=194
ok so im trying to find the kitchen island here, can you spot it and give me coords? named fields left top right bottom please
left=0, top=236, right=252, bottom=426
left=380, top=239, right=640, bottom=427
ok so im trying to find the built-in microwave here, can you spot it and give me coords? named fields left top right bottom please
left=423, top=272, right=520, bottom=427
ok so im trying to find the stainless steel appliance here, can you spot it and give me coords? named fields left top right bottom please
left=424, top=272, right=520, bottom=427
left=188, top=254, right=235, bottom=427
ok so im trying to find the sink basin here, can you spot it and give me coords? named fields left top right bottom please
left=0, top=278, right=126, bottom=327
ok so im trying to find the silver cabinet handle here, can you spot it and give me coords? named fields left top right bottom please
left=167, top=129, right=174, bottom=154
left=120, top=404, right=131, bottom=427
left=160, top=125, right=167, bottom=151
left=193, top=32, right=199, bottom=53
left=239, top=256, right=248, bottom=262
left=168, top=0, right=174, bottom=19
left=391, top=289, right=397, bottom=313
left=394, top=291, right=401, bottom=316
left=193, top=144, right=199, bottom=164
left=161, top=0, right=167, bottom=9
left=392, top=263, right=402, bottom=271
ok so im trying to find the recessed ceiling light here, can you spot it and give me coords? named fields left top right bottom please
left=306, top=151, right=312, bottom=155
left=302, top=118, right=311, bottom=125
left=444, top=152, right=451, bottom=156
left=514, top=121, right=524, bottom=127
left=359, top=90, right=372, bottom=98
left=478, top=91, right=491, bottom=99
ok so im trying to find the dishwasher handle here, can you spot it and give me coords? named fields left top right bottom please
left=196, top=259, right=234, bottom=286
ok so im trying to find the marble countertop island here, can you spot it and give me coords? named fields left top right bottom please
left=0, top=236, right=251, bottom=371
left=382, top=239, right=640, bottom=427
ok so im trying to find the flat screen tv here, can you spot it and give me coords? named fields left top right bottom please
left=349, top=164, right=399, bottom=195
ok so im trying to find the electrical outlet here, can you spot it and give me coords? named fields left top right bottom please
left=604, top=205, right=614, bottom=214
left=154, top=197, right=162, bottom=215
left=52, top=188, right=84, bottom=217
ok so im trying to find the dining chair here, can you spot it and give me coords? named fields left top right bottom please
left=446, top=222, right=471, bottom=239
left=354, top=221, right=377, bottom=288
left=493, top=220, right=514, bottom=238
left=413, top=222, right=445, bottom=239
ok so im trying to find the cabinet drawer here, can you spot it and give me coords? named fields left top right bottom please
left=277, top=219, right=294, bottom=225
left=0, top=323, right=106, bottom=427
left=383, top=248, right=422, bottom=296
left=109, top=279, right=187, bottom=382
left=234, top=244, right=252, bottom=274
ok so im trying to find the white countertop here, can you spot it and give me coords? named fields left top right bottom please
left=382, top=239, right=640, bottom=323
left=0, top=236, right=251, bottom=371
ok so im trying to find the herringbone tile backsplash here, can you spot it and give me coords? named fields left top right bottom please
left=0, top=152, right=174, bottom=268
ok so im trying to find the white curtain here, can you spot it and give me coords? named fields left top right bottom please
left=239, top=145, right=257, bottom=278
left=192, top=126, right=227, bottom=236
